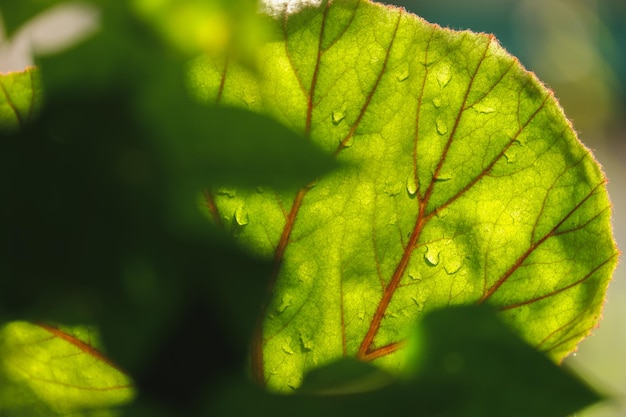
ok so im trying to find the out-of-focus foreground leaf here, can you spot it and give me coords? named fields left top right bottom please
left=0, top=0, right=329, bottom=415
left=207, top=306, right=601, bottom=417
left=194, top=0, right=619, bottom=391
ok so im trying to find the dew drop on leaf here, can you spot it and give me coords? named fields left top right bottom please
left=383, top=179, right=402, bottom=196
left=444, top=261, right=463, bottom=275
left=406, top=174, right=417, bottom=196
left=396, top=63, right=409, bottom=82
left=424, top=246, right=440, bottom=267
left=216, top=187, right=237, bottom=197
left=504, top=150, right=516, bottom=164
left=408, top=267, right=421, bottom=281
left=282, top=344, right=294, bottom=355
left=505, top=142, right=521, bottom=163
left=299, top=333, right=314, bottom=352
left=434, top=172, right=452, bottom=182
left=332, top=108, right=346, bottom=125
left=472, top=102, right=496, bottom=114
left=276, top=294, right=292, bottom=314
left=436, top=117, right=448, bottom=135
left=243, top=94, right=256, bottom=107
left=436, top=65, right=452, bottom=87
left=234, top=206, right=249, bottom=226
left=432, top=95, right=448, bottom=108
left=411, top=297, right=423, bottom=310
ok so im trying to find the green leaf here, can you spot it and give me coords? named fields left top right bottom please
left=133, top=0, right=266, bottom=60
left=0, top=67, right=41, bottom=132
left=192, top=0, right=618, bottom=391
left=407, top=305, right=602, bottom=417
left=0, top=322, right=134, bottom=416
left=137, top=67, right=338, bottom=189
left=209, top=306, right=601, bottom=417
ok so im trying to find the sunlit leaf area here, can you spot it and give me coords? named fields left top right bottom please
left=1, top=1, right=623, bottom=416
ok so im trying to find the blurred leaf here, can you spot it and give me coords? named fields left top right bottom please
left=409, top=305, right=602, bottom=417
left=208, top=306, right=601, bottom=417
left=0, top=67, right=41, bottom=132
left=33, top=2, right=335, bottom=190
left=297, top=358, right=395, bottom=395
left=132, top=0, right=266, bottom=62
left=0, top=0, right=329, bottom=414
left=197, top=0, right=618, bottom=392
left=138, top=91, right=338, bottom=189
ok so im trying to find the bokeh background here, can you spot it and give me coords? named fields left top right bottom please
left=1, top=0, right=624, bottom=416
left=385, top=1, right=626, bottom=416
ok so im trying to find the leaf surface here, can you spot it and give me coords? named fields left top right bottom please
left=0, top=68, right=41, bottom=132
left=0, top=322, right=134, bottom=416
left=192, top=0, right=619, bottom=391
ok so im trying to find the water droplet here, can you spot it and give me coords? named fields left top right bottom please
left=282, top=344, right=294, bottom=355
left=243, top=94, right=256, bottom=107
left=434, top=173, right=451, bottom=182
left=276, top=294, right=292, bottom=314
left=504, top=141, right=521, bottom=163
left=424, top=246, right=439, bottom=267
left=216, top=188, right=237, bottom=197
left=234, top=206, right=249, bottom=226
left=436, top=65, right=452, bottom=87
left=432, top=96, right=443, bottom=108
left=472, top=102, right=495, bottom=113
left=332, top=109, right=346, bottom=125
left=358, top=310, right=365, bottom=320
left=504, top=150, right=516, bottom=164
left=436, top=118, right=448, bottom=135
left=408, top=268, right=421, bottom=281
left=300, top=333, right=314, bottom=352
left=383, top=179, right=402, bottom=196
left=444, top=263, right=462, bottom=275
left=406, top=175, right=418, bottom=196
left=397, top=63, right=409, bottom=82
left=341, top=136, right=353, bottom=148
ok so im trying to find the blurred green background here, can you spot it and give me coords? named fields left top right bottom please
left=383, top=1, right=626, bottom=416
left=1, top=0, right=624, bottom=416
